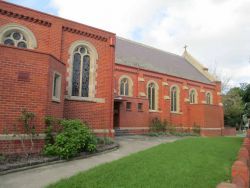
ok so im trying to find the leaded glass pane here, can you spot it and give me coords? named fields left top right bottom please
left=17, top=42, right=27, bottom=48
left=81, top=55, right=90, bottom=97
left=120, top=82, right=124, bottom=95
left=2, top=31, right=28, bottom=48
left=4, top=39, right=14, bottom=46
left=206, top=93, right=211, bottom=104
left=171, top=87, right=177, bottom=111
left=13, top=32, right=21, bottom=40
left=152, top=87, right=155, bottom=110
left=148, top=86, right=151, bottom=109
left=190, top=90, right=195, bottom=103
left=125, top=81, right=129, bottom=96
left=72, top=53, right=81, bottom=96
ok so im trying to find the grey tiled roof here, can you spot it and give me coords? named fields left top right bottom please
left=115, top=37, right=212, bottom=84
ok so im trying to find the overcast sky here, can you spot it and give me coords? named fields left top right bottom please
left=8, top=0, right=250, bottom=86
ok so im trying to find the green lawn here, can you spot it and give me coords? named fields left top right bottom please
left=48, top=137, right=242, bottom=188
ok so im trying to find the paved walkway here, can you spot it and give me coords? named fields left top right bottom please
left=0, top=135, right=179, bottom=188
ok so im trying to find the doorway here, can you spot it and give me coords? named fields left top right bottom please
left=114, top=101, right=121, bottom=128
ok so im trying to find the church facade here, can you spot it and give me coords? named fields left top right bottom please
left=0, top=1, right=224, bottom=154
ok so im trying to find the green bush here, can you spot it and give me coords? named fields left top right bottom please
left=44, top=116, right=55, bottom=145
left=149, top=118, right=167, bottom=132
left=192, top=123, right=201, bottom=135
left=43, top=119, right=97, bottom=159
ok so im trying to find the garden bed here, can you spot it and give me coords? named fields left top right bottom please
left=0, top=142, right=119, bottom=175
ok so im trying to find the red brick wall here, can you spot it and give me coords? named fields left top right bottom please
left=0, top=139, right=45, bottom=155
left=46, top=56, right=66, bottom=119
left=117, top=97, right=149, bottom=128
left=0, top=1, right=116, bottom=136
left=114, top=64, right=224, bottom=135
left=0, top=45, right=65, bottom=134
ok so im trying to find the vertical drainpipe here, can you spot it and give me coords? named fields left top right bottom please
left=109, top=36, right=116, bottom=137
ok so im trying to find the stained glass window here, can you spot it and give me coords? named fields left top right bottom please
left=71, top=46, right=90, bottom=97
left=3, top=31, right=27, bottom=48
left=148, top=83, right=156, bottom=110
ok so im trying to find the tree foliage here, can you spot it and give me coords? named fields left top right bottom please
left=223, top=88, right=244, bottom=127
left=223, top=83, right=250, bottom=127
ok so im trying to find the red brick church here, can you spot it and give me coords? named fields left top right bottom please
left=0, top=1, right=224, bottom=153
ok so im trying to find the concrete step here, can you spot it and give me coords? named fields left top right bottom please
left=114, top=129, right=130, bottom=136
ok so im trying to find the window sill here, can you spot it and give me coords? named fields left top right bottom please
left=52, top=97, right=60, bottom=103
left=170, top=111, right=183, bottom=115
left=149, top=110, right=161, bottom=113
left=65, top=96, right=105, bottom=103
left=126, top=109, right=132, bottom=112
left=119, top=94, right=132, bottom=98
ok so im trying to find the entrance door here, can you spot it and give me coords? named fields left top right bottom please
left=114, top=102, right=120, bottom=128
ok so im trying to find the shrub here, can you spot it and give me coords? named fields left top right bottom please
left=43, top=119, right=97, bottom=159
left=149, top=118, right=167, bottom=132
left=192, top=123, right=201, bottom=135
left=44, top=116, right=62, bottom=145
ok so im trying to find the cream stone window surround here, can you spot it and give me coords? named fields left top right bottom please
left=118, top=75, right=133, bottom=97
left=52, top=71, right=62, bottom=103
left=66, top=40, right=105, bottom=103
left=189, top=88, right=198, bottom=104
left=170, top=85, right=180, bottom=113
left=147, top=80, right=159, bottom=112
left=0, top=23, right=37, bottom=49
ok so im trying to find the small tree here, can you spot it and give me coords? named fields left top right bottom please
left=18, top=109, right=36, bottom=157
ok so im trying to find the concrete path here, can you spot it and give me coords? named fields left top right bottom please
left=0, top=135, right=179, bottom=188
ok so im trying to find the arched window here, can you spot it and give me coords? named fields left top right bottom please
left=171, top=86, right=179, bottom=112
left=189, top=89, right=197, bottom=104
left=119, top=76, right=133, bottom=97
left=0, top=23, right=37, bottom=49
left=147, top=81, right=158, bottom=110
left=68, top=40, right=98, bottom=99
left=206, top=92, right=212, bottom=104
left=71, top=46, right=90, bottom=97
left=120, top=78, right=129, bottom=96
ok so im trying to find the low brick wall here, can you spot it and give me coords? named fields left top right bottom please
left=217, top=130, right=250, bottom=188
left=0, top=139, right=45, bottom=155
left=223, top=127, right=237, bottom=136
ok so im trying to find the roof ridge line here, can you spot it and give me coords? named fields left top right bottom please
left=117, top=36, right=183, bottom=59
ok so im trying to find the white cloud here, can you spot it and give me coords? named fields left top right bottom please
left=51, top=0, right=250, bottom=85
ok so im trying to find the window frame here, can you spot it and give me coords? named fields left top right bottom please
left=137, top=103, right=143, bottom=112
left=67, top=40, right=99, bottom=101
left=189, top=88, right=198, bottom=104
left=118, top=75, right=133, bottom=97
left=147, top=80, right=159, bottom=111
left=126, top=102, right=132, bottom=111
left=52, top=71, right=62, bottom=102
left=0, top=23, right=37, bottom=49
left=170, top=85, right=180, bottom=112
left=205, top=91, right=213, bottom=104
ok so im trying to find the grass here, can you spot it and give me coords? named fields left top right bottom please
left=48, top=137, right=242, bottom=188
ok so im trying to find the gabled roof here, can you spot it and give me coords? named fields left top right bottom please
left=115, top=37, right=213, bottom=84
